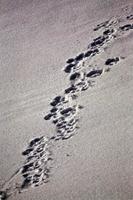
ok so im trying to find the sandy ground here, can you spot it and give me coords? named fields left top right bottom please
left=0, top=0, right=133, bottom=199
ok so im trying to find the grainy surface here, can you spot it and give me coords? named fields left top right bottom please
left=0, top=0, right=133, bottom=199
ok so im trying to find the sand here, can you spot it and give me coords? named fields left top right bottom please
left=0, top=0, right=133, bottom=199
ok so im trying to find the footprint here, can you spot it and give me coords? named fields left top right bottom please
left=64, top=63, right=75, bottom=73
left=21, top=177, right=32, bottom=189
left=44, top=113, right=52, bottom=120
left=120, top=24, right=133, bottom=31
left=90, top=36, right=107, bottom=48
left=29, top=137, right=43, bottom=147
left=49, top=103, right=80, bottom=141
left=75, top=53, right=85, bottom=62
left=22, top=148, right=33, bottom=156
left=62, top=122, right=78, bottom=140
left=69, top=72, right=81, bottom=81
left=127, top=14, right=133, bottom=20
left=21, top=162, right=34, bottom=174
left=50, top=107, right=58, bottom=113
left=93, top=20, right=109, bottom=31
left=21, top=136, right=52, bottom=189
left=84, top=49, right=99, bottom=61
left=65, top=85, right=77, bottom=94
left=86, top=69, right=103, bottom=78
left=60, top=107, right=76, bottom=116
left=56, top=120, right=78, bottom=140
left=3, top=14, right=131, bottom=198
left=103, top=28, right=114, bottom=36
left=76, top=80, right=89, bottom=91
left=50, top=96, right=65, bottom=107
left=66, top=58, right=75, bottom=64
left=105, top=57, right=119, bottom=65
left=84, top=50, right=93, bottom=57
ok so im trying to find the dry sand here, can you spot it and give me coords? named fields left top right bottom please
left=0, top=0, right=133, bottom=199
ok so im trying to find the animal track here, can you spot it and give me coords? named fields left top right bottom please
left=103, top=28, right=114, bottom=36
left=1, top=11, right=131, bottom=198
left=21, top=136, right=52, bottom=189
left=119, top=24, right=133, bottom=31
left=127, top=14, right=133, bottom=20
left=66, top=58, right=75, bottom=64
left=64, top=63, right=75, bottom=73
left=45, top=100, right=79, bottom=141
left=65, top=85, right=77, bottom=94
left=42, top=16, right=128, bottom=182
left=75, top=53, right=85, bottom=61
left=93, top=18, right=118, bottom=31
left=69, top=72, right=81, bottom=81
left=90, top=35, right=108, bottom=48
left=86, top=69, right=103, bottom=78
left=105, top=57, right=120, bottom=65
left=50, top=95, right=68, bottom=107
left=64, top=25, right=115, bottom=75
left=93, top=20, right=109, bottom=31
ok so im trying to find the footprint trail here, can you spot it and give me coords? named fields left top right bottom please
left=1, top=10, right=133, bottom=199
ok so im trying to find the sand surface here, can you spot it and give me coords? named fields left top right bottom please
left=0, top=0, right=133, bottom=199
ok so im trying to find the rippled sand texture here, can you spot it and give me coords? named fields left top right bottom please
left=0, top=0, right=133, bottom=200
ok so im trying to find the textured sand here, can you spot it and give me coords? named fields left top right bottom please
left=0, top=0, right=133, bottom=200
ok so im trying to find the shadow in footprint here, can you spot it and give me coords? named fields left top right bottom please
left=64, top=64, right=75, bottom=73
left=93, top=20, right=109, bottom=31
left=44, top=113, right=52, bottom=121
left=86, top=69, right=103, bottom=78
left=66, top=58, right=75, bottom=64
left=103, top=28, right=114, bottom=35
left=90, top=36, right=107, bottom=48
left=65, top=85, right=77, bottom=94
left=70, top=72, right=80, bottom=81
left=127, top=14, right=133, bottom=20
left=105, top=57, right=119, bottom=65
left=75, top=53, right=84, bottom=61
left=120, top=24, right=133, bottom=31
left=50, top=96, right=64, bottom=107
